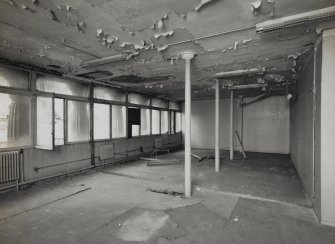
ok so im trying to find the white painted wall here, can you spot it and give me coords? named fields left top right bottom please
left=182, top=96, right=290, bottom=154
left=320, top=28, right=335, bottom=227
left=243, top=96, right=290, bottom=153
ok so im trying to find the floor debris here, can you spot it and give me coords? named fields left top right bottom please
left=147, top=188, right=184, bottom=197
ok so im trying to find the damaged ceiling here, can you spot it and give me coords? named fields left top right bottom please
left=0, top=0, right=335, bottom=101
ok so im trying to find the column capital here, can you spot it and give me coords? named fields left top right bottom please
left=180, top=51, right=196, bottom=60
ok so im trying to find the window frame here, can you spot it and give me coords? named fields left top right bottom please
left=0, top=90, right=33, bottom=151
left=0, top=64, right=182, bottom=152
left=66, top=99, right=91, bottom=145
left=151, top=108, right=161, bottom=135
left=0, top=64, right=33, bottom=152
left=93, top=102, right=111, bottom=141
left=160, top=109, right=169, bottom=135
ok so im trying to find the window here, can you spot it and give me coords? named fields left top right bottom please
left=94, top=103, right=110, bottom=140
left=170, top=111, right=175, bottom=134
left=170, top=102, right=181, bottom=110
left=54, top=98, right=64, bottom=145
left=176, top=112, right=182, bottom=133
left=127, top=107, right=140, bottom=138
left=0, top=66, right=29, bottom=89
left=161, top=111, right=169, bottom=134
left=36, top=95, right=53, bottom=149
left=67, top=100, right=90, bottom=142
left=141, top=108, right=151, bottom=136
left=94, top=86, right=126, bottom=102
left=36, top=74, right=89, bottom=97
left=112, top=105, right=126, bottom=138
left=152, top=109, right=160, bottom=135
left=152, top=98, right=168, bottom=108
left=0, top=93, right=31, bottom=149
left=128, top=93, right=150, bottom=105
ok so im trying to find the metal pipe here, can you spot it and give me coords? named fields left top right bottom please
left=181, top=51, right=196, bottom=197
left=215, top=79, right=220, bottom=172
left=213, top=68, right=264, bottom=78
left=163, top=25, right=255, bottom=48
left=230, top=90, right=234, bottom=160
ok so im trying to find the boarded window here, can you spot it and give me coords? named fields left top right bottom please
left=67, top=100, right=90, bottom=142
left=94, top=103, right=110, bottom=140
left=36, top=74, right=89, bottom=97
left=0, top=66, right=29, bottom=89
left=0, top=93, right=31, bottom=148
left=141, top=108, right=151, bottom=136
left=112, top=105, right=126, bottom=138
left=128, top=107, right=140, bottom=138
left=161, top=111, right=169, bottom=134
left=152, top=109, right=160, bottom=135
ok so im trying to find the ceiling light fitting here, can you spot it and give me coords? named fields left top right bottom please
left=256, top=6, right=335, bottom=34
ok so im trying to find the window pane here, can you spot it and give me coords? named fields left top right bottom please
left=176, top=112, right=182, bottom=133
left=36, top=96, right=53, bottom=150
left=0, top=93, right=31, bottom=148
left=36, top=74, right=89, bottom=97
left=94, top=86, right=126, bottom=102
left=141, top=108, right=150, bottom=136
left=112, top=105, right=126, bottom=138
left=94, top=103, right=110, bottom=140
left=0, top=66, right=29, bottom=89
left=161, top=111, right=169, bottom=134
left=152, top=98, right=168, bottom=108
left=152, top=109, right=160, bottom=135
left=54, top=98, right=64, bottom=145
left=170, top=111, right=175, bottom=134
left=170, top=102, right=181, bottom=110
left=128, top=93, right=150, bottom=105
left=68, top=101, right=90, bottom=142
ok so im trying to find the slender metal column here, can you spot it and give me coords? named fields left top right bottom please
left=215, top=79, right=220, bottom=172
left=181, top=51, right=196, bottom=197
left=230, top=90, right=234, bottom=160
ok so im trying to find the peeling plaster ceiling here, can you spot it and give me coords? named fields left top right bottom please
left=0, top=0, right=335, bottom=101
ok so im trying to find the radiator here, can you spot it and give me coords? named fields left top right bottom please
left=0, top=150, right=23, bottom=190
